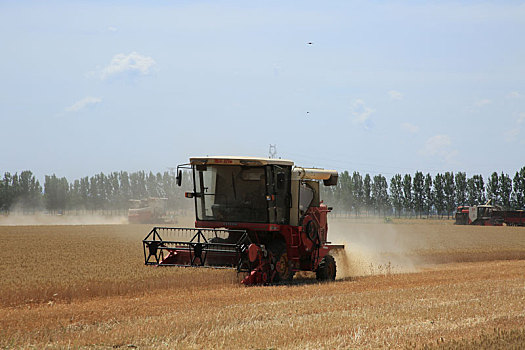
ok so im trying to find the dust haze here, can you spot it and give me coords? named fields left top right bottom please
left=329, top=218, right=422, bottom=278
left=0, top=213, right=198, bottom=227
left=0, top=214, right=128, bottom=226
left=328, top=217, right=525, bottom=279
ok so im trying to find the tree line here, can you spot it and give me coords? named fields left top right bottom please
left=321, top=167, right=525, bottom=218
left=0, top=170, right=189, bottom=214
left=1, top=167, right=524, bottom=217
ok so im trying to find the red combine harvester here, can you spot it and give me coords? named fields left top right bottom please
left=142, top=156, right=344, bottom=285
left=455, top=201, right=525, bottom=226
left=128, top=197, right=171, bottom=224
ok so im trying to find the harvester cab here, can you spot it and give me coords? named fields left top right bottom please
left=142, top=156, right=343, bottom=285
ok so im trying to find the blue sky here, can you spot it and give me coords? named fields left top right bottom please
left=1, top=1, right=525, bottom=181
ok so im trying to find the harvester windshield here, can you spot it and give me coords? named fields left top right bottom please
left=194, top=165, right=269, bottom=223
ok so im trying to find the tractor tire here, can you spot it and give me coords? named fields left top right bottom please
left=316, top=254, right=336, bottom=281
left=268, top=240, right=294, bottom=283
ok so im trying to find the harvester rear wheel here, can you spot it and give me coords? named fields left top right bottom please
left=316, top=254, right=336, bottom=281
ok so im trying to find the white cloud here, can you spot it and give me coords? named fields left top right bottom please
left=507, top=91, right=522, bottom=99
left=401, top=122, right=419, bottom=134
left=419, top=134, right=458, bottom=164
left=350, top=99, right=375, bottom=128
left=107, top=26, right=118, bottom=32
left=100, top=52, right=156, bottom=79
left=517, top=112, right=525, bottom=124
left=504, top=128, right=520, bottom=142
left=65, top=96, right=102, bottom=112
left=388, top=90, right=403, bottom=100
left=421, top=134, right=451, bottom=156
left=504, top=112, right=525, bottom=142
left=468, top=98, right=493, bottom=112
left=474, top=99, right=492, bottom=107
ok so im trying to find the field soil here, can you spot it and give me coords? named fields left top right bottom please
left=0, top=217, right=524, bottom=349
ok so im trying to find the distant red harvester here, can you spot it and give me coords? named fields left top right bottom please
left=455, top=201, right=525, bottom=226
left=143, top=156, right=344, bottom=285
left=128, top=197, right=171, bottom=224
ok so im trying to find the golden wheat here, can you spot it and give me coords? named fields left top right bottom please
left=0, top=220, right=524, bottom=348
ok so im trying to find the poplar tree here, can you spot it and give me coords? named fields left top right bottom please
left=443, top=172, right=455, bottom=219
left=413, top=171, right=424, bottom=218
left=423, top=173, right=433, bottom=217
left=352, top=171, right=364, bottom=216
left=363, top=174, right=372, bottom=215
left=499, top=172, right=512, bottom=209
left=454, top=172, right=467, bottom=206
left=390, top=174, right=403, bottom=217
left=433, top=174, right=445, bottom=218
left=512, top=167, right=525, bottom=209
left=486, top=172, right=500, bottom=206
left=44, top=175, right=69, bottom=212
left=336, top=171, right=353, bottom=214
left=467, top=175, right=485, bottom=205
left=402, top=174, right=413, bottom=217
left=372, top=174, right=389, bottom=216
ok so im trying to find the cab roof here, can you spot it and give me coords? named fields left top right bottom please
left=189, top=156, right=294, bottom=166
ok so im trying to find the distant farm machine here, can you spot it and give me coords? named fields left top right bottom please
left=142, top=156, right=343, bottom=285
left=128, top=197, right=173, bottom=224
left=455, top=200, right=525, bottom=226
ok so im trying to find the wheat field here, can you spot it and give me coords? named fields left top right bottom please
left=0, top=218, right=524, bottom=349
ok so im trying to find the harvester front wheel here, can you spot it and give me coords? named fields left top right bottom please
left=316, top=254, right=336, bottom=281
left=268, top=241, right=294, bottom=283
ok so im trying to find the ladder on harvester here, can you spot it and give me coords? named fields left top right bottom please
left=289, top=229, right=301, bottom=270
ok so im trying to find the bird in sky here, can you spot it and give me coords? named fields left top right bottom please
left=307, top=42, right=313, bottom=45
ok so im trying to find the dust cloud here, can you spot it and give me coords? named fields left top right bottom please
left=0, top=214, right=128, bottom=226
left=0, top=213, right=198, bottom=227
left=328, top=218, right=419, bottom=278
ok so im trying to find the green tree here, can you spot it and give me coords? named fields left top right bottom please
left=130, top=171, right=147, bottom=199
left=486, top=172, right=500, bottom=206
left=88, top=175, right=100, bottom=210
left=336, top=171, right=353, bottom=215
left=512, top=167, right=525, bottom=209
left=402, top=174, right=413, bottom=217
left=454, top=172, right=467, bottom=206
left=372, top=174, right=389, bottom=216
left=119, top=172, right=131, bottom=209
left=423, top=173, right=433, bottom=217
left=16, top=171, right=42, bottom=212
left=389, top=174, right=403, bottom=217
left=147, top=171, right=160, bottom=198
left=467, top=175, right=485, bottom=205
left=443, top=172, right=455, bottom=219
left=363, top=174, right=372, bottom=216
left=11, top=173, right=20, bottom=208
left=44, top=175, right=69, bottom=212
left=79, top=177, right=89, bottom=209
left=433, top=174, right=445, bottom=218
left=352, top=171, right=364, bottom=216
left=69, top=179, right=83, bottom=210
left=413, top=171, right=424, bottom=218
left=1, top=172, right=14, bottom=212
left=499, top=172, right=512, bottom=209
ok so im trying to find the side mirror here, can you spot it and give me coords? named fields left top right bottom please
left=176, top=170, right=182, bottom=186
